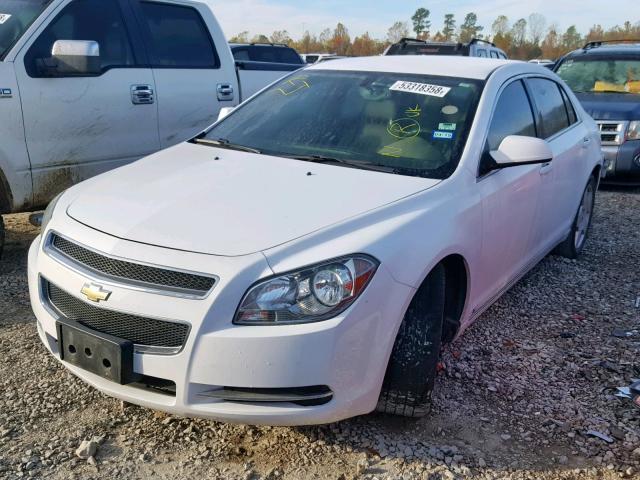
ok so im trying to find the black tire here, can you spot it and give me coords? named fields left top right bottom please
left=376, top=263, right=446, bottom=417
left=554, top=175, right=597, bottom=259
left=0, top=215, right=4, bottom=260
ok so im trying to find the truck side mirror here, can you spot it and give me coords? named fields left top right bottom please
left=49, top=40, right=101, bottom=76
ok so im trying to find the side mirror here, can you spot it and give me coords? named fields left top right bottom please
left=217, top=107, right=235, bottom=121
left=489, top=135, right=553, bottom=169
left=50, top=40, right=100, bottom=75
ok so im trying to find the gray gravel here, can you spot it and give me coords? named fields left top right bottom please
left=1, top=187, right=639, bottom=480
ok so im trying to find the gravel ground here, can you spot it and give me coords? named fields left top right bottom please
left=0, top=187, right=639, bottom=480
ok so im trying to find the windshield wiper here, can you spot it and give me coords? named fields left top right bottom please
left=281, top=154, right=398, bottom=173
left=194, top=137, right=262, bottom=154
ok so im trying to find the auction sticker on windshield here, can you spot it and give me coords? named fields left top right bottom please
left=0, top=13, right=11, bottom=24
left=390, top=81, right=451, bottom=98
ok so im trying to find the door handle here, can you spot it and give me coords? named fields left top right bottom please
left=217, top=83, right=234, bottom=101
left=131, top=84, right=154, bottom=105
left=539, top=161, right=553, bottom=175
left=582, top=137, right=591, bottom=148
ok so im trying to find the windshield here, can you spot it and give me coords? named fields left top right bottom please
left=556, top=56, right=640, bottom=94
left=0, top=0, right=50, bottom=60
left=203, top=70, right=483, bottom=179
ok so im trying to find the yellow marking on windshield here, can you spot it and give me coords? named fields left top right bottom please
left=405, top=104, right=422, bottom=118
left=379, top=145, right=403, bottom=158
left=387, top=118, right=421, bottom=139
left=276, top=77, right=311, bottom=96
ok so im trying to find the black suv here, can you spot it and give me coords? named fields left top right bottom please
left=229, top=43, right=304, bottom=65
left=554, top=41, right=640, bottom=184
left=384, top=38, right=507, bottom=59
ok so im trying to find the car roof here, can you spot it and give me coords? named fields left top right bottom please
left=565, top=43, right=640, bottom=57
left=306, top=55, right=521, bottom=80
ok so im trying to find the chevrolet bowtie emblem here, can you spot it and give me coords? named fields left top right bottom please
left=80, top=283, right=112, bottom=303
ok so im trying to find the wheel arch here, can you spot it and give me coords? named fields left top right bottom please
left=408, top=253, right=470, bottom=344
left=0, top=167, right=13, bottom=214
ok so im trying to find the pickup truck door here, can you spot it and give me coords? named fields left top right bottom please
left=474, top=79, right=542, bottom=312
left=130, top=0, right=239, bottom=149
left=13, top=0, right=160, bottom=207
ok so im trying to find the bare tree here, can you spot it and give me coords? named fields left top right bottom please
left=528, top=13, right=547, bottom=44
left=387, top=21, right=410, bottom=44
left=270, top=30, right=292, bottom=45
left=492, top=15, right=510, bottom=37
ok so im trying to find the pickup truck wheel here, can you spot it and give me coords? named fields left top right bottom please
left=376, top=263, right=445, bottom=418
left=554, top=175, right=596, bottom=259
left=0, top=215, right=4, bottom=260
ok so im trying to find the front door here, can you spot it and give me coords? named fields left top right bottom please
left=474, top=79, right=542, bottom=311
left=14, top=0, right=160, bottom=207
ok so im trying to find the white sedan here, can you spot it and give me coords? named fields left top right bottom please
left=28, top=56, right=602, bottom=425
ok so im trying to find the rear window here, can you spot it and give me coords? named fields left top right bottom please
left=247, top=46, right=302, bottom=64
left=139, top=2, right=218, bottom=68
left=387, top=43, right=466, bottom=56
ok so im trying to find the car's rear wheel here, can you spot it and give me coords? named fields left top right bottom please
left=376, top=263, right=445, bottom=417
left=554, top=175, right=596, bottom=259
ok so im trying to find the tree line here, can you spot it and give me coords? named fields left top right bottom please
left=229, top=10, right=640, bottom=60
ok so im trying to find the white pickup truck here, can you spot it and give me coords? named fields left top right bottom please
left=0, top=0, right=300, bottom=254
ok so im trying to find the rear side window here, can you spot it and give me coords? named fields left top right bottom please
left=248, top=46, right=302, bottom=64
left=232, top=48, right=250, bottom=61
left=527, top=78, right=570, bottom=138
left=139, top=1, right=218, bottom=68
left=560, top=87, right=578, bottom=124
left=486, top=80, right=537, bottom=151
left=25, top=0, right=135, bottom=77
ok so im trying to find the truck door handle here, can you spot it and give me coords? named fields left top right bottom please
left=217, top=83, right=234, bottom=101
left=131, top=84, right=154, bottom=105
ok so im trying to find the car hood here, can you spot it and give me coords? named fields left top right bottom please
left=66, top=143, right=440, bottom=256
left=575, top=92, right=640, bottom=121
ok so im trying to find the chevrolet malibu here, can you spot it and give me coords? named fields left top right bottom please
left=28, top=57, right=603, bottom=425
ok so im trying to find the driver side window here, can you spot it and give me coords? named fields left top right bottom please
left=480, top=80, right=537, bottom=175
left=24, top=0, right=135, bottom=77
left=486, top=80, right=537, bottom=151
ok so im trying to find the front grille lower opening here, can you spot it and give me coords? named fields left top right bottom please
left=46, top=281, right=189, bottom=351
left=50, top=233, right=215, bottom=294
left=130, top=376, right=176, bottom=397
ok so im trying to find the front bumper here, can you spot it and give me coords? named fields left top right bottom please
left=600, top=140, right=640, bottom=184
left=28, top=217, right=413, bottom=425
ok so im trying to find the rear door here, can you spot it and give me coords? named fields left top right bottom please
left=131, top=0, right=238, bottom=148
left=525, top=77, right=585, bottom=253
left=14, top=0, right=160, bottom=207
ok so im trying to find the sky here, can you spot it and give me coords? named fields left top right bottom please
left=206, top=0, right=639, bottom=41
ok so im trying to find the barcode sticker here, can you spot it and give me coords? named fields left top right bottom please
left=390, top=81, right=451, bottom=97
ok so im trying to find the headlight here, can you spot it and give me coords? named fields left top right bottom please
left=41, top=192, right=64, bottom=234
left=234, top=254, right=379, bottom=325
left=627, top=121, right=640, bottom=141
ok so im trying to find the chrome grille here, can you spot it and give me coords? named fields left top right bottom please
left=45, top=280, right=189, bottom=353
left=48, top=233, right=216, bottom=297
left=596, top=121, right=627, bottom=146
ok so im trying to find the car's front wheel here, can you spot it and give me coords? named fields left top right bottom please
left=376, top=264, right=445, bottom=417
left=554, top=175, right=597, bottom=259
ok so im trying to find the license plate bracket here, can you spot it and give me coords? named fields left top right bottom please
left=56, top=318, right=141, bottom=385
